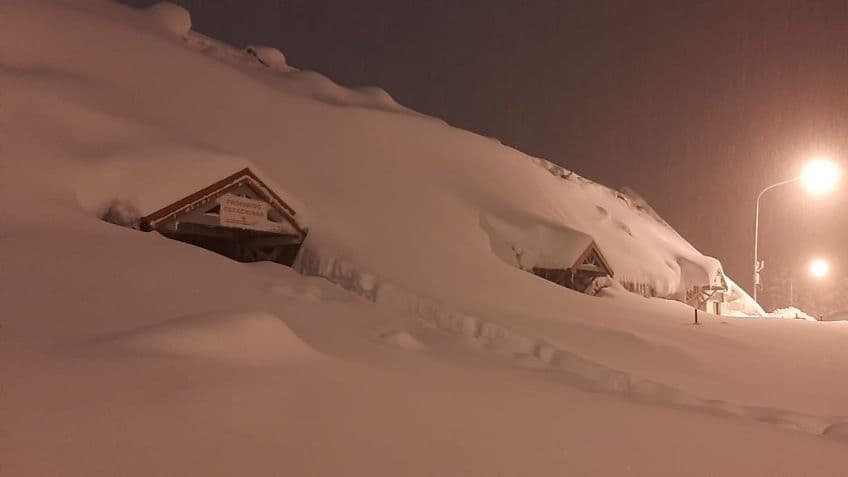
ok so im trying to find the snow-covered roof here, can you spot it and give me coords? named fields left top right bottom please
left=64, top=146, right=310, bottom=232
left=143, top=167, right=306, bottom=236
left=531, top=227, right=611, bottom=274
left=480, top=213, right=612, bottom=275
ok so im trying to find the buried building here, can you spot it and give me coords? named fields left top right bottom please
left=518, top=227, right=734, bottom=312
left=104, top=166, right=307, bottom=266
left=480, top=212, right=763, bottom=314
left=480, top=214, right=615, bottom=295
left=531, top=232, right=615, bottom=294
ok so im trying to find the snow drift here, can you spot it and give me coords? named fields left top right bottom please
left=104, top=311, right=319, bottom=365
left=4, top=1, right=848, bottom=476
left=0, top=0, right=734, bottom=305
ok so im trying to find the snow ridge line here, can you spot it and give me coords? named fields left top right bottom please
left=293, top=246, right=848, bottom=441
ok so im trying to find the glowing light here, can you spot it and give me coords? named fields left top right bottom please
left=800, top=158, right=840, bottom=195
left=809, top=258, right=830, bottom=278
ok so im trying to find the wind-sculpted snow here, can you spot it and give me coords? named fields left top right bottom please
left=0, top=0, right=730, bottom=302
left=527, top=157, right=726, bottom=298
left=146, top=1, right=191, bottom=36
left=95, top=311, right=320, bottom=365
left=5, top=1, right=848, bottom=474
left=183, top=29, right=417, bottom=116
left=297, top=244, right=848, bottom=441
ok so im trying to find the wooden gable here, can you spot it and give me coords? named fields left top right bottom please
left=141, top=168, right=305, bottom=238
left=531, top=239, right=614, bottom=295
left=137, top=168, right=307, bottom=267
left=571, top=242, right=614, bottom=277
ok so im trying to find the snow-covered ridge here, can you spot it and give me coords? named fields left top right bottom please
left=1, top=0, right=730, bottom=302
left=164, top=0, right=706, bottom=300
left=147, top=2, right=422, bottom=118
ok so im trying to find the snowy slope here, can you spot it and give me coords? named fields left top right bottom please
left=0, top=0, right=723, bottom=300
left=3, top=2, right=848, bottom=476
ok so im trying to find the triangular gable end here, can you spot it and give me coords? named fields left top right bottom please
left=142, top=168, right=305, bottom=237
left=571, top=241, right=615, bottom=277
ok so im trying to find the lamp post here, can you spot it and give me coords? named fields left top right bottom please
left=753, top=178, right=797, bottom=301
left=752, top=158, right=840, bottom=302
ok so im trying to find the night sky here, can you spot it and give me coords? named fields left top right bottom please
left=124, top=0, right=848, bottom=314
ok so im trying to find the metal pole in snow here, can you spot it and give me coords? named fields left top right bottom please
left=753, top=178, right=801, bottom=302
left=694, top=307, right=699, bottom=325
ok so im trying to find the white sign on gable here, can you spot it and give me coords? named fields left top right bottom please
left=217, top=193, right=285, bottom=233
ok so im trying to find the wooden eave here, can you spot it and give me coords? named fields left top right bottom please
left=142, top=168, right=305, bottom=236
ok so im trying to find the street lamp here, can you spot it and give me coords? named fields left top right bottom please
left=809, top=258, right=830, bottom=278
left=800, top=159, right=840, bottom=195
left=753, top=157, right=840, bottom=301
left=783, top=260, right=828, bottom=317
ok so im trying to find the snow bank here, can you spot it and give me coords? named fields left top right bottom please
left=146, top=2, right=191, bottom=36
left=0, top=0, right=732, bottom=306
left=770, top=307, right=817, bottom=321
left=72, top=150, right=251, bottom=217
left=480, top=212, right=595, bottom=271
left=107, top=311, right=319, bottom=365
left=182, top=31, right=416, bottom=116
left=246, top=45, right=289, bottom=70
left=723, top=276, right=767, bottom=316
left=9, top=2, right=848, bottom=475
left=377, top=329, right=426, bottom=351
left=529, top=157, right=725, bottom=298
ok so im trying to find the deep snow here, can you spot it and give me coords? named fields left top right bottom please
left=3, top=1, right=848, bottom=476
